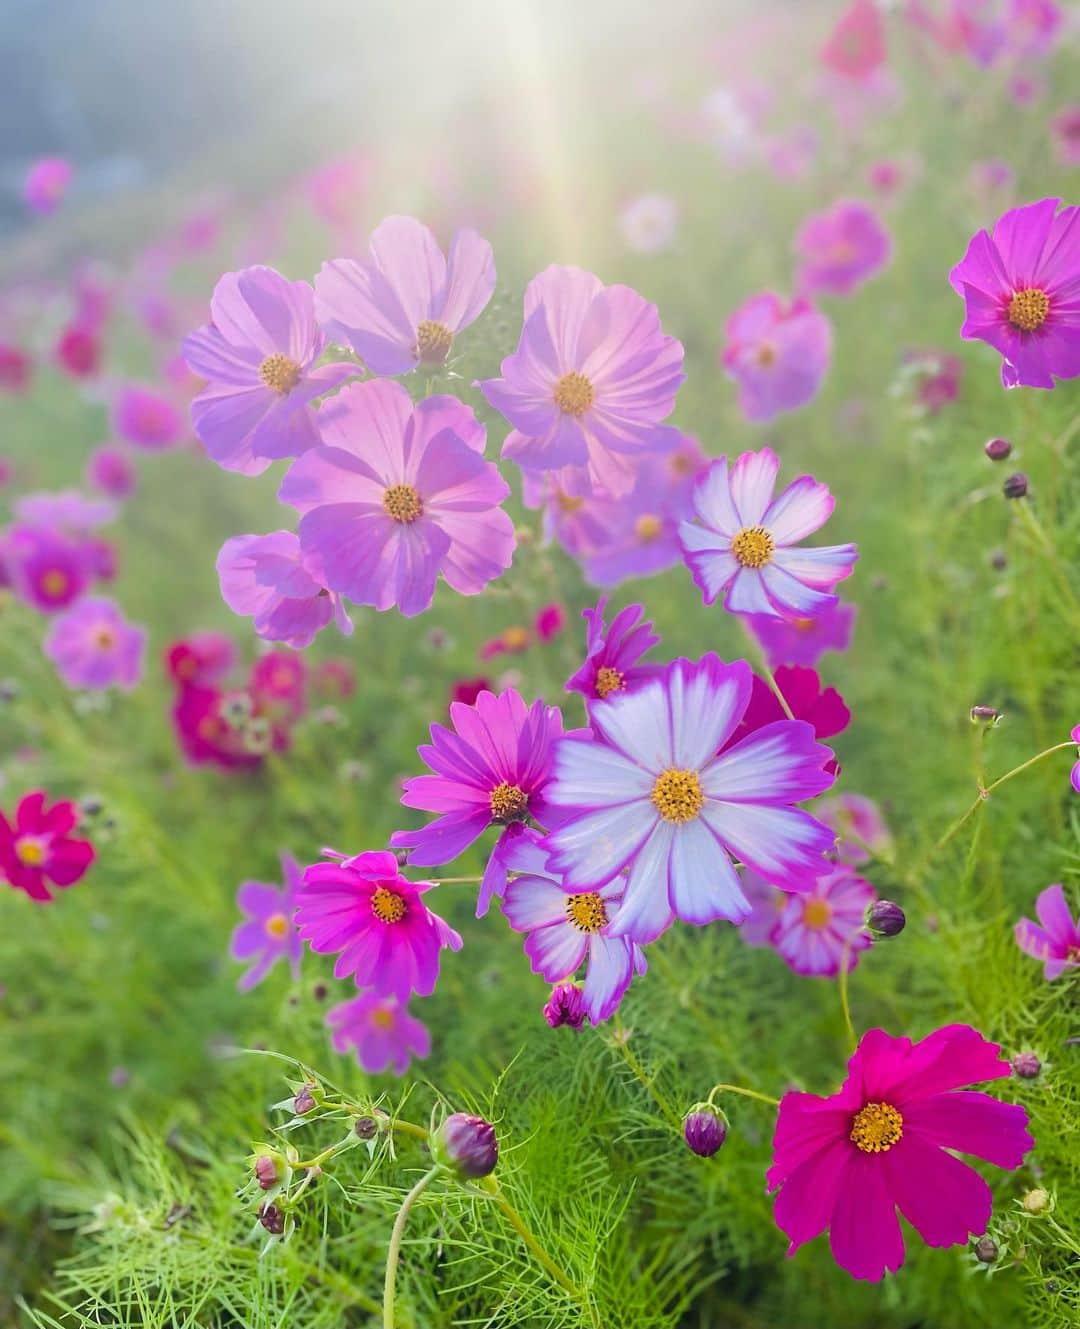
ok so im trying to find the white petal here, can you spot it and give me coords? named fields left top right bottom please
left=668, top=819, right=750, bottom=925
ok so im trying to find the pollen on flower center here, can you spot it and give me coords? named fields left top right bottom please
left=93, top=628, right=116, bottom=650
left=1007, top=288, right=1050, bottom=333
left=651, top=768, right=705, bottom=824
left=41, top=569, right=69, bottom=598
left=594, top=666, right=625, bottom=698
left=370, top=886, right=408, bottom=924
left=553, top=371, right=594, bottom=417
left=635, top=514, right=663, bottom=542
left=489, top=781, right=529, bottom=823
left=258, top=352, right=302, bottom=394
left=415, top=320, right=454, bottom=365
left=14, top=836, right=46, bottom=867
left=731, top=525, right=775, bottom=569
left=383, top=484, right=424, bottom=523
left=556, top=491, right=584, bottom=514
left=850, top=1101, right=904, bottom=1153
left=566, top=892, right=608, bottom=933
left=803, top=898, right=832, bottom=930
left=264, top=912, right=290, bottom=939
left=755, top=342, right=778, bottom=368
left=372, top=1006, right=395, bottom=1030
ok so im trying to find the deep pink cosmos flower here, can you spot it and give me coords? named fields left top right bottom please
left=543, top=655, right=837, bottom=943
left=534, top=602, right=566, bottom=643
left=326, top=991, right=431, bottom=1075
left=55, top=324, right=102, bottom=379
left=1015, top=884, right=1080, bottom=980
left=478, top=265, right=685, bottom=497
left=184, top=266, right=354, bottom=475
left=768, top=1024, right=1033, bottom=1282
left=230, top=853, right=304, bottom=991
left=170, top=683, right=261, bottom=770
left=3, top=525, right=91, bottom=614
left=565, top=597, right=661, bottom=704
left=734, top=667, right=851, bottom=749
left=217, top=531, right=352, bottom=649
left=679, top=448, right=857, bottom=618
left=111, top=383, right=185, bottom=451
left=250, top=651, right=308, bottom=733
left=771, top=866, right=875, bottom=977
left=86, top=446, right=137, bottom=499
left=949, top=198, right=1080, bottom=390
left=0, top=791, right=94, bottom=902
left=295, top=851, right=462, bottom=1001
left=0, top=343, right=32, bottom=394
left=281, top=381, right=514, bottom=618
left=165, top=632, right=237, bottom=687
left=1050, top=105, right=1080, bottom=167
left=44, top=596, right=146, bottom=692
left=24, top=157, right=72, bottom=215
left=501, top=828, right=647, bottom=1025
left=450, top=676, right=492, bottom=708
left=315, top=216, right=495, bottom=375
left=795, top=201, right=892, bottom=298
left=822, top=0, right=887, bottom=79
left=747, top=600, right=856, bottom=668
left=722, top=293, right=832, bottom=423
left=816, top=792, right=894, bottom=866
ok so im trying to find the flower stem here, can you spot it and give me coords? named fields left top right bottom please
left=705, top=1083, right=780, bottom=1109
left=741, top=624, right=795, bottom=719
left=383, top=1165, right=440, bottom=1329
left=483, top=1179, right=594, bottom=1316
left=837, top=937, right=858, bottom=1054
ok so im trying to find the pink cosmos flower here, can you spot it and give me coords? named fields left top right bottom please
left=795, top=201, right=892, bottom=298
left=771, top=866, right=875, bottom=977
left=1050, top=105, right=1080, bottom=168
left=44, top=596, right=146, bottom=692
left=250, top=651, right=307, bottom=734
left=314, top=215, right=495, bottom=375
left=326, top=992, right=431, bottom=1075
left=55, top=324, right=102, bottom=379
left=534, top=602, right=566, bottom=642
left=170, top=683, right=261, bottom=771
left=14, top=490, right=117, bottom=532
left=0, top=344, right=32, bottom=394
left=313, top=658, right=356, bottom=699
left=949, top=197, right=1080, bottom=390
left=217, top=531, right=352, bottom=649
left=904, top=348, right=964, bottom=414
left=295, top=851, right=462, bottom=1002
left=24, top=157, right=72, bottom=215
left=183, top=266, right=354, bottom=475
left=816, top=792, right=894, bottom=866
left=679, top=448, right=857, bottom=619
left=736, top=869, right=790, bottom=946
left=543, top=655, right=837, bottom=943
left=722, top=293, right=832, bottom=423
left=734, top=666, right=851, bottom=749
left=565, top=597, right=661, bottom=704
left=618, top=194, right=679, bottom=254
left=86, top=447, right=137, bottom=499
left=3, top=525, right=91, bottom=614
left=1015, top=884, right=1080, bottom=980
left=230, top=853, right=304, bottom=990
left=501, top=828, right=647, bottom=1025
left=822, top=0, right=887, bottom=79
left=480, top=625, right=532, bottom=660
left=281, top=381, right=513, bottom=618
left=747, top=600, right=856, bottom=668
left=768, top=1024, right=1033, bottom=1281
left=111, top=383, right=185, bottom=451
left=478, top=265, right=685, bottom=497
left=1071, top=723, right=1080, bottom=794
left=0, top=790, right=94, bottom=902
left=165, top=632, right=237, bottom=687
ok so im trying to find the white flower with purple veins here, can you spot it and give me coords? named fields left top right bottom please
left=678, top=447, right=857, bottom=619
left=542, top=655, right=837, bottom=944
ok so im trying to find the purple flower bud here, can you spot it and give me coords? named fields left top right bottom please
left=988, top=547, right=1008, bottom=571
left=258, top=1202, right=285, bottom=1235
left=683, top=1108, right=727, bottom=1158
left=975, top=1236, right=998, bottom=1263
left=1003, top=471, right=1028, bottom=499
left=254, top=1155, right=279, bottom=1190
left=354, top=1116, right=379, bottom=1140
left=1012, top=1052, right=1042, bottom=1079
left=294, top=1085, right=316, bottom=1114
left=543, top=981, right=587, bottom=1030
left=866, top=899, right=906, bottom=937
left=984, top=437, right=1012, bottom=461
left=969, top=705, right=1000, bottom=726
left=433, top=1113, right=499, bottom=1179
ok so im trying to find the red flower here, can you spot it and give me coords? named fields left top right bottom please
left=0, top=790, right=95, bottom=902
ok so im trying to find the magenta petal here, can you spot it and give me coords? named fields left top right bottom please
left=902, top=1091, right=1033, bottom=1169
left=828, top=1152, right=905, bottom=1282
left=883, top=1135, right=992, bottom=1249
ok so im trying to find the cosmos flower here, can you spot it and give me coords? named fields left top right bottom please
left=903, top=348, right=964, bottom=414
left=565, top=597, right=661, bottom=704
left=165, top=632, right=237, bottom=687
left=480, top=624, right=533, bottom=660
left=0, top=343, right=32, bottom=395
left=722, top=292, right=832, bottom=423
left=86, top=447, right=137, bottom=499
left=54, top=324, right=102, bottom=379
left=768, top=1024, right=1033, bottom=1281
left=543, top=980, right=587, bottom=1029
left=747, top=600, right=856, bottom=668
left=295, top=850, right=462, bottom=1001
left=0, top=790, right=95, bottom=902
left=217, top=531, right=352, bottom=649
left=815, top=792, right=894, bottom=866
left=679, top=448, right=857, bottom=618
left=170, top=682, right=262, bottom=770
left=949, top=197, right=1080, bottom=389
left=618, top=193, right=679, bottom=254
left=44, top=596, right=146, bottom=692
left=535, top=602, right=567, bottom=642
left=795, top=200, right=892, bottom=298
left=230, top=852, right=304, bottom=990
left=771, top=866, right=875, bottom=978
left=3, top=525, right=91, bottom=614
left=1014, top=883, right=1080, bottom=980
left=543, top=655, right=837, bottom=943
left=14, top=490, right=117, bottom=532
left=312, top=658, right=356, bottom=699
left=501, top=828, right=647, bottom=1025
left=450, top=676, right=492, bottom=707
left=183, top=265, right=354, bottom=475
left=733, top=667, right=851, bottom=752
left=111, top=383, right=185, bottom=451
left=735, top=868, right=790, bottom=946
left=24, top=157, right=72, bottom=215
left=314, top=215, right=495, bottom=375
left=1050, top=105, right=1080, bottom=168
left=326, top=991, right=431, bottom=1075
left=821, top=0, right=887, bottom=79
left=249, top=650, right=308, bottom=733
left=478, top=265, right=685, bottom=497
left=280, top=381, right=514, bottom=618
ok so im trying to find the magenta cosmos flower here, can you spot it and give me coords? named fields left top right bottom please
left=543, top=655, right=837, bottom=943
left=315, top=216, right=495, bottom=375
left=326, top=991, right=431, bottom=1075
left=722, top=293, right=832, bottom=423
left=748, top=600, right=856, bottom=668
left=295, top=850, right=462, bottom=1002
left=0, top=790, right=95, bottom=902
left=111, top=384, right=185, bottom=451
left=280, top=380, right=513, bottom=618
left=771, top=866, right=875, bottom=978
left=184, top=266, right=354, bottom=475
left=3, top=525, right=91, bottom=614
left=1015, top=883, right=1080, bottom=980
left=24, top=157, right=72, bottom=215
left=949, top=197, right=1080, bottom=390
left=217, top=531, right=352, bottom=649
left=1050, top=105, right=1080, bottom=168
left=86, top=447, right=137, bottom=500
left=44, top=596, right=146, bottom=692
left=795, top=201, right=892, bottom=298
left=478, top=265, right=685, bottom=497
left=679, top=448, right=857, bottom=618
left=733, top=666, right=850, bottom=749
left=565, top=597, right=661, bottom=704
left=230, top=852, right=304, bottom=991
left=768, top=1024, right=1033, bottom=1282
left=501, top=828, right=647, bottom=1025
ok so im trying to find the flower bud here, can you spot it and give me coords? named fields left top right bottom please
left=293, top=1085, right=317, bottom=1114
left=254, top=1154, right=279, bottom=1190
left=988, top=547, right=1008, bottom=571
left=866, top=899, right=906, bottom=938
left=543, top=981, right=587, bottom=1030
left=1011, top=1052, right=1041, bottom=1080
left=433, top=1113, right=499, bottom=1179
left=354, top=1116, right=379, bottom=1140
left=1003, top=472, right=1028, bottom=499
left=974, top=1236, right=998, bottom=1263
left=1022, top=1188, right=1051, bottom=1215
left=683, top=1107, right=727, bottom=1158
left=970, top=705, right=1000, bottom=726
left=984, top=437, right=1012, bottom=461
left=258, top=1202, right=285, bottom=1234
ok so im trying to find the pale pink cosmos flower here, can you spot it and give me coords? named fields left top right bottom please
left=618, top=194, right=679, bottom=254
left=722, top=293, right=832, bottom=423
left=326, top=991, right=431, bottom=1075
left=24, top=157, right=72, bottom=215
left=43, top=596, right=146, bottom=691
left=217, top=531, right=352, bottom=649
left=795, top=200, right=892, bottom=298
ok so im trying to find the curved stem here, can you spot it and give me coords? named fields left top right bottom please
left=837, top=937, right=858, bottom=1054
left=741, top=623, right=795, bottom=719
left=705, top=1083, right=780, bottom=1109
left=486, top=1182, right=593, bottom=1314
left=383, top=1165, right=440, bottom=1329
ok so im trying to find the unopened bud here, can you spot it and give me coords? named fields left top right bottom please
left=433, top=1113, right=499, bottom=1179
left=1003, top=472, right=1028, bottom=500
left=254, top=1155, right=279, bottom=1190
left=984, top=437, right=1012, bottom=461
left=543, top=981, right=587, bottom=1030
left=683, top=1106, right=727, bottom=1158
left=1022, top=1188, right=1051, bottom=1215
left=293, top=1085, right=317, bottom=1114
left=866, top=899, right=906, bottom=937
left=1011, top=1052, right=1042, bottom=1080
left=970, top=705, right=1000, bottom=726
left=258, top=1202, right=285, bottom=1234
left=354, top=1116, right=379, bottom=1140
left=975, top=1236, right=998, bottom=1263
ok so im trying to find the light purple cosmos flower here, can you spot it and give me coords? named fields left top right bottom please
left=24, top=157, right=72, bottom=215
left=326, top=991, right=431, bottom=1075
left=1070, top=724, right=1080, bottom=794
left=230, top=852, right=304, bottom=991
left=722, top=293, right=832, bottom=423
left=478, top=264, right=685, bottom=497
left=815, top=792, right=893, bottom=866
left=501, top=828, right=647, bottom=1025
left=948, top=198, right=1080, bottom=390
left=314, top=216, right=494, bottom=375
left=280, top=380, right=514, bottom=618
left=771, top=866, right=875, bottom=978
left=1050, top=105, right=1080, bottom=168
left=543, top=655, right=837, bottom=943
left=14, top=489, right=117, bottom=532
left=184, top=265, right=354, bottom=475
left=747, top=600, right=856, bottom=668
left=679, top=448, right=857, bottom=619
left=111, top=383, right=185, bottom=451
left=565, top=597, right=661, bottom=704
left=1015, top=884, right=1080, bottom=980
left=43, top=596, right=146, bottom=691
left=217, top=531, right=352, bottom=649
left=86, top=447, right=137, bottom=500
left=795, top=200, right=892, bottom=298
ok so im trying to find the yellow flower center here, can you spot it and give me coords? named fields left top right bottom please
left=594, top=666, right=625, bottom=699
left=635, top=514, right=663, bottom=542
left=1007, top=288, right=1050, bottom=333
left=650, top=768, right=704, bottom=824
left=565, top=893, right=608, bottom=933
left=93, top=627, right=116, bottom=650
left=553, top=371, right=594, bottom=417
left=15, top=836, right=46, bottom=866
left=502, top=625, right=530, bottom=651
left=264, top=912, right=290, bottom=939
left=371, top=1006, right=396, bottom=1030
left=382, top=484, right=424, bottom=524
left=370, top=886, right=408, bottom=924
left=41, top=569, right=69, bottom=598
left=850, top=1101, right=904, bottom=1153
left=795, top=617, right=815, bottom=632
left=489, top=781, right=529, bottom=823
left=802, top=897, right=832, bottom=930
left=731, top=525, right=775, bottom=569
left=555, top=491, right=584, bottom=514
left=755, top=342, right=778, bottom=368
left=258, top=352, right=302, bottom=394
left=415, top=320, right=454, bottom=365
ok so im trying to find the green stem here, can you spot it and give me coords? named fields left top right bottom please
left=837, top=937, right=858, bottom=1055
left=1015, top=501, right=1080, bottom=626
left=383, top=1165, right=440, bottom=1329
left=485, top=1180, right=594, bottom=1316
left=705, top=1083, right=780, bottom=1109
left=741, top=624, right=794, bottom=719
